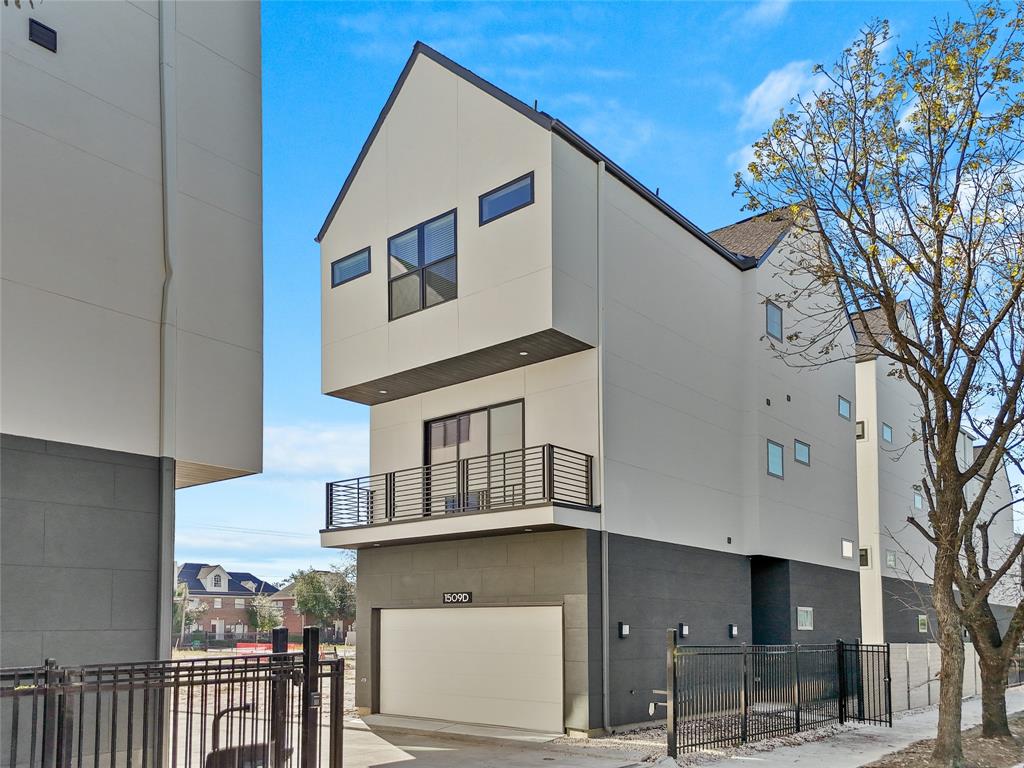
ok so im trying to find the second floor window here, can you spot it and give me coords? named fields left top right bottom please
left=767, top=439, right=784, bottom=478
left=235, top=599, right=245, bottom=609
left=838, top=395, right=852, bottom=420
left=331, top=247, right=370, bottom=287
left=212, top=575, right=222, bottom=587
left=765, top=301, right=783, bottom=341
left=479, top=172, right=534, bottom=224
left=389, top=210, right=457, bottom=319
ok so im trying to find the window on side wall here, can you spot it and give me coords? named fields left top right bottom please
left=841, top=538, right=854, bottom=559
left=918, top=615, right=929, bottom=633
left=331, top=247, right=371, bottom=287
left=765, top=301, right=783, bottom=342
left=797, top=606, right=814, bottom=631
left=914, top=491, right=924, bottom=512
left=767, top=440, right=784, bottom=478
left=838, top=396, right=852, bottom=420
left=794, top=439, right=811, bottom=466
left=881, top=422, right=893, bottom=444
left=389, top=210, right=457, bottom=320
left=213, top=598, right=222, bottom=609
left=859, top=547, right=870, bottom=567
left=235, top=599, right=245, bottom=609
left=886, top=550, right=898, bottom=569
left=479, top=172, right=534, bottom=224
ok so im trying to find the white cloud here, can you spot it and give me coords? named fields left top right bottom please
left=263, top=423, right=368, bottom=479
left=727, top=143, right=757, bottom=174
left=741, top=0, right=792, bottom=27
left=739, top=60, right=817, bottom=131
left=554, top=93, right=658, bottom=163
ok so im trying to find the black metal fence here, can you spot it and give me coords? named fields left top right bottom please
left=1, top=627, right=342, bottom=768
left=660, top=633, right=891, bottom=756
left=325, top=443, right=593, bottom=528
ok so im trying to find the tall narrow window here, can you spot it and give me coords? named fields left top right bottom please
left=331, top=247, right=370, bottom=287
left=479, top=172, right=534, bottom=224
left=765, top=301, right=783, bottom=341
left=767, top=440, right=784, bottom=478
left=212, top=575, right=222, bottom=588
left=389, top=210, right=457, bottom=319
left=918, top=615, right=929, bottom=633
left=859, top=547, right=870, bottom=567
left=881, top=422, right=893, bottom=443
left=914, top=491, right=924, bottom=511
left=838, top=395, right=852, bottom=420
left=886, top=550, right=898, bottom=569
left=794, top=439, right=811, bottom=466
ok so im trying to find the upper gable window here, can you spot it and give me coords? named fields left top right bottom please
left=765, top=301, right=783, bottom=342
left=212, top=575, right=222, bottom=588
left=479, top=172, right=534, bottom=225
left=389, top=210, right=457, bottom=320
left=331, top=247, right=370, bottom=287
left=838, top=396, right=852, bottom=421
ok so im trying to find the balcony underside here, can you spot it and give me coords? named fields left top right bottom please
left=326, top=328, right=592, bottom=405
left=319, top=503, right=600, bottom=549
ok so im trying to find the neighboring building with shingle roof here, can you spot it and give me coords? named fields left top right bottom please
left=176, top=562, right=279, bottom=597
left=709, top=208, right=793, bottom=261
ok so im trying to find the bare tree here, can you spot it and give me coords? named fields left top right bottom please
left=735, top=4, right=1024, bottom=763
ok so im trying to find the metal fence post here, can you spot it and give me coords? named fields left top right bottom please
left=301, top=627, right=321, bottom=768
left=836, top=640, right=847, bottom=725
left=271, top=627, right=288, bottom=768
left=740, top=643, right=749, bottom=743
left=792, top=644, right=802, bottom=733
left=666, top=628, right=678, bottom=758
left=329, top=659, right=344, bottom=768
left=884, top=643, right=893, bottom=727
left=41, top=658, right=60, bottom=768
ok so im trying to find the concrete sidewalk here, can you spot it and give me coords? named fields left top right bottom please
left=695, top=687, right=1024, bottom=767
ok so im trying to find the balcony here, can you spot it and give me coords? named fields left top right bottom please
left=322, top=445, right=596, bottom=546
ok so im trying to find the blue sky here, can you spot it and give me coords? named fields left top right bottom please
left=174, top=0, right=960, bottom=584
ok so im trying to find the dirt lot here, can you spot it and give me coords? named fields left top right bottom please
left=863, top=713, right=1024, bottom=768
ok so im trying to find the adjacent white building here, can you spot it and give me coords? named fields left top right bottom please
left=316, top=43, right=862, bottom=734
left=0, top=0, right=263, bottom=665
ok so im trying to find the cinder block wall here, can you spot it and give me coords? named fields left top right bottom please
left=1, top=434, right=164, bottom=666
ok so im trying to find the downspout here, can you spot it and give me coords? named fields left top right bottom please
left=596, top=160, right=611, bottom=734
left=156, top=0, right=178, bottom=661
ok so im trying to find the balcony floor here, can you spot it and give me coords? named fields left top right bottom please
left=319, top=503, right=600, bottom=549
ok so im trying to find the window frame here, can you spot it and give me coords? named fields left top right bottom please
left=881, top=422, right=894, bottom=444
left=331, top=246, right=371, bottom=288
left=796, top=606, right=814, bottom=631
left=213, top=598, right=222, bottom=609
left=794, top=439, right=811, bottom=466
left=918, top=614, right=929, bottom=633
left=886, top=549, right=898, bottom=569
left=423, top=398, right=526, bottom=465
left=765, top=300, right=784, bottom=342
left=913, top=491, right=924, bottom=511
left=841, top=538, right=854, bottom=559
left=855, top=420, right=866, bottom=439
left=859, top=547, right=871, bottom=567
left=235, top=598, right=245, bottom=609
left=388, top=209, right=458, bottom=321
left=212, top=575, right=222, bottom=588
left=838, top=395, right=852, bottom=420
left=479, top=171, right=535, bottom=225
left=766, top=439, right=784, bottom=479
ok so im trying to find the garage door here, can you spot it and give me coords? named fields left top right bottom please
left=379, top=606, right=563, bottom=732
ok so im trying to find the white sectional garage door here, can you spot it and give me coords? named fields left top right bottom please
left=379, top=606, right=563, bottom=733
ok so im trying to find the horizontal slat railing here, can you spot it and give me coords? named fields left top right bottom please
left=325, top=444, right=593, bottom=529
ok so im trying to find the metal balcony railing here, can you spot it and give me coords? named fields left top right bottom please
left=324, top=444, right=593, bottom=529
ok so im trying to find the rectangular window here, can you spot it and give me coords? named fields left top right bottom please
left=794, top=439, right=811, bottom=466
left=765, top=301, right=783, bottom=341
left=389, top=210, right=457, bottom=319
left=797, top=606, right=814, bottom=631
left=213, top=598, right=222, bottom=609
left=479, top=172, right=534, bottom=224
left=855, top=420, right=866, bottom=439
left=767, top=440, right=784, bottom=478
left=859, top=547, right=870, bottom=567
left=838, top=395, right=852, bottom=420
left=918, top=615, right=929, bottom=633
left=235, top=599, right=245, bottom=609
left=331, top=247, right=370, bottom=287
left=841, top=538, right=854, bottom=559
left=881, top=422, right=893, bottom=443
left=886, top=550, right=898, bottom=569
left=914, top=491, right=924, bottom=511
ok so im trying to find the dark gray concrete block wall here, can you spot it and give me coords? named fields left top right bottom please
left=882, top=577, right=935, bottom=643
left=354, top=529, right=600, bottom=732
left=786, top=561, right=861, bottom=643
left=750, top=557, right=791, bottom=644
left=1, top=434, right=165, bottom=666
left=606, top=533, right=752, bottom=727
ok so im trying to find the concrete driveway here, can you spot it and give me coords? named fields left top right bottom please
left=343, top=719, right=644, bottom=768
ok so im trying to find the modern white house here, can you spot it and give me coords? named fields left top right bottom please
left=316, top=43, right=863, bottom=734
left=853, top=306, right=1020, bottom=643
left=0, top=0, right=263, bottom=666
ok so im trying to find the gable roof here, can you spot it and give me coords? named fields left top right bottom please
left=176, top=562, right=279, bottom=596
left=708, top=208, right=792, bottom=261
left=316, top=42, right=754, bottom=270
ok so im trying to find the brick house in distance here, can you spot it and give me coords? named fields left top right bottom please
left=176, top=563, right=278, bottom=638
left=275, top=573, right=354, bottom=639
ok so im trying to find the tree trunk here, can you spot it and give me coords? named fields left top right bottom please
left=932, top=551, right=966, bottom=766
left=978, top=654, right=1013, bottom=739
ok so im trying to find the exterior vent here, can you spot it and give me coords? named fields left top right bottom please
left=29, top=19, right=57, bottom=52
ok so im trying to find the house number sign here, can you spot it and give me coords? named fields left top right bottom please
left=442, top=592, right=473, bottom=604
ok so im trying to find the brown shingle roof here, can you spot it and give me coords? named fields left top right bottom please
left=708, top=209, right=792, bottom=260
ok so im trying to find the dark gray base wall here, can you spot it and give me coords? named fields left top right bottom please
left=1, top=434, right=168, bottom=667
left=882, top=577, right=1017, bottom=643
left=605, top=534, right=752, bottom=727
left=751, top=557, right=861, bottom=644
left=354, top=530, right=602, bottom=732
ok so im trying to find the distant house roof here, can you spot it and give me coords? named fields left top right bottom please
left=275, top=571, right=337, bottom=599
left=176, top=562, right=279, bottom=597
left=708, top=209, right=792, bottom=261
left=315, top=42, right=756, bottom=271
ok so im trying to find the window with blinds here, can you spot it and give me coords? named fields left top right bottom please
left=388, top=210, right=457, bottom=319
left=331, top=247, right=371, bottom=287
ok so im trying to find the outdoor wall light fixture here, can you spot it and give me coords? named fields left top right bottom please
left=678, top=623, right=689, bottom=639
left=728, top=624, right=739, bottom=639
left=519, top=351, right=529, bottom=356
left=618, top=622, right=630, bottom=639
left=378, top=389, right=388, bottom=395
